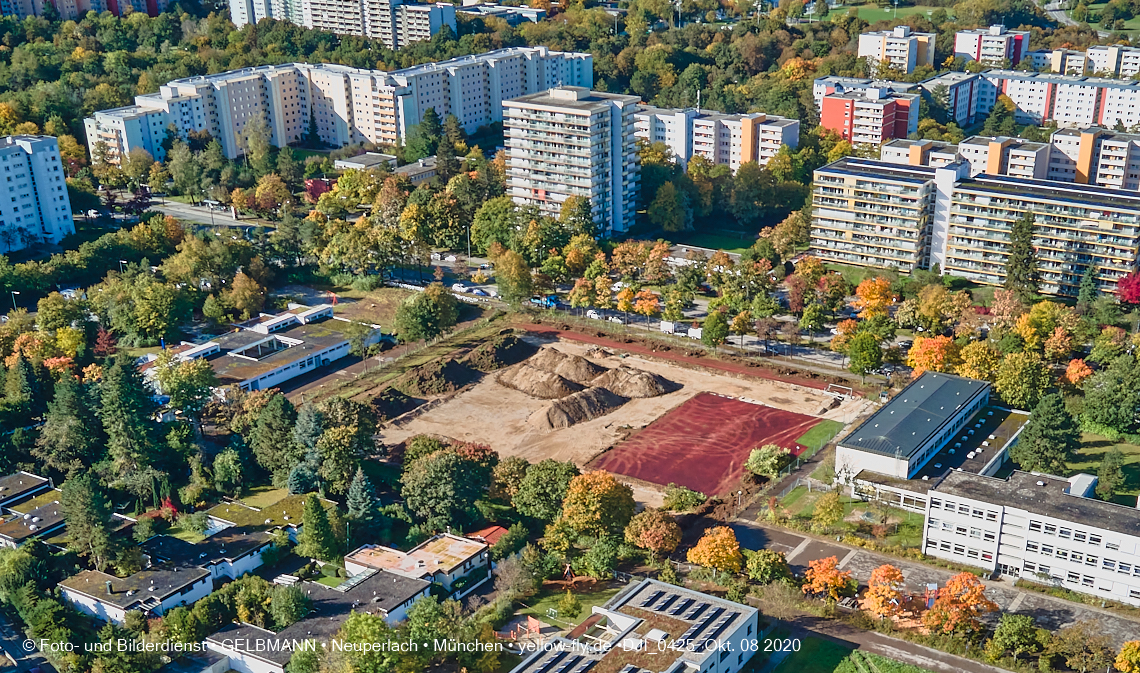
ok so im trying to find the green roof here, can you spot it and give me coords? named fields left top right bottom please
left=206, top=492, right=337, bottom=530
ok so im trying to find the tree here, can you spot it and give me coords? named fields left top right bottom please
left=556, top=471, right=636, bottom=540
left=154, top=354, right=217, bottom=425
left=243, top=113, right=273, bottom=175
left=863, top=564, right=905, bottom=619
left=955, top=341, right=1001, bottom=382
left=316, top=427, right=365, bottom=496
left=922, top=572, right=997, bottom=635
left=745, top=549, right=791, bottom=584
left=394, top=283, right=459, bottom=342
left=227, top=272, right=265, bottom=320
left=61, top=473, right=117, bottom=571
left=294, top=404, right=324, bottom=452
left=1051, top=621, right=1115, bottom=673
left=213, top=448, right=244, bottom=496
left=1077, top=263, right=1100, bottom=307
left=99, top=353, right=156, bottom=481
left=514, top=459, right=580, bottom=522
left=847, top=332, right=883, bottom=382
left=331, top=613, right=399, bottom=673
left=1096, top=448, right=1125, bottom=501
left=633, top=289, right=660, bottom=330
left=1063, top=359, right=1093, bottom=389
left=907, top=336, right=961, bottom=377
left=994, top=351, right=1050, bottom=410
left=249, top=393, right=301, bottom=478
left=34, top=375, right=103, bottom=474
left=686, top=526, right=744, bottom=574
left=276, top=147, right=302, bottom=188
left=1011, top=394, right=1079, bottom=474
left=270, top=584, right=311, bottom=630
left=1119, top=271, right=1140, bottom=305
left=296, top=495, right=339, bottom=562
left=494, top=249, right=533, bottom=306
left=1116, top=641, right=1140, bottom=673
left=1005, top=211, right=1040, bottom=303
left=988, top=614, right=1043, bottom=662
left=624, top=509, right=681, bottom=556
left=744, top=444, right=790, bottom=478
left=702, top=309, right=729, bottom=350
left=812, top=491, right=845, bottom=529
left=401, top=450, right=486, bottom=531
left=648, top=181, right=686, bottom=232
left=557, top=590, right=582, bottom=619
left=854, top=277, right=893, bottom=318
left=802, top=556, right=852, bottom=601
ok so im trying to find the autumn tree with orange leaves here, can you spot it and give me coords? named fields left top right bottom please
left=686, top=526, right=744, bottom=574
left=863, top=564, right=905, bottom=618
left=853, top=277, right=893, bottom=319
left=907, top=336, right=961, bottom=377
left=922, top=572, right=997, bottom=635
left=1063, top=359, right=1093, bottom=389
left=802, top=556, right=853, bottom=601
left=633, top=289, right=660, bottom=331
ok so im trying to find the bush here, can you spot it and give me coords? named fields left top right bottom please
left=320, top=564, right=340, bottom=578
left=662, top=483, right=706, bottom=511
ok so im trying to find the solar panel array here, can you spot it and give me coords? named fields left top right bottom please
left=692, top=612, right=739, bottom=653
left=533, top=652, right=596, bottom=673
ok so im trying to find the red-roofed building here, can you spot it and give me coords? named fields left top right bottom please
left=467, top=525, right=509, bottom=547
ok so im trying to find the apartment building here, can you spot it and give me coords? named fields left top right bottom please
left=954, top=25, right=1030, bottom=66
left=85, top=47, right=592, bottom=161
left=814, top=74, right=977, bottom=127
left=880, top=138, right=960, bottom=168
left=456, top=2, right=545, bottom=25
left=504, top=87, right=640, bottom=236
left=882, top=135, right=1051, bottom=179
left=857, top=26, right=936, bottom=74
left=1048, top=126, right=1140, bottom=188
left=230, top=0, right=456, bottom=49
left=819, top=87, right=919, bottom=146
left=0, top=136, right=74, bottom=253
left=979, top=70, right=1140, bottom=129
left=1086, top=44, right=1140, bottom=77
left=634, top=106, right=800, bottom=170
left=810, top=157, right=1140, bottom=297
left=1026, top=48, right=1088, bottom=75
left=0, top=0, right=164, bottom=19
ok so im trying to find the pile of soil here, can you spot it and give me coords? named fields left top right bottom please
left=497, top=364, right=584, bottom=399
left=368, top=388, right=421, bottom=421
left=591, top=365, right=678, bottom=398
left=391, top=358, right=476, bottom=397
left=528, top=347, right=606, bottom=385
left=463, top=332, right=537, bottom=372
left=528, top=387, right=627, bottom=430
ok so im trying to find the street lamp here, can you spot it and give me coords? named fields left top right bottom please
left=119, top=259, right=127, bottom=274
left=10, top=291, right=18, bottom=311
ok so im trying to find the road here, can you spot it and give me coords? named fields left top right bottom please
left=1045, top=1, right=1109, bottom=36
left=732, top=519, right=1140, bottom=648
left=152, top=201, right=276, bottom=229
left=0, top=614, right=52, bottom=673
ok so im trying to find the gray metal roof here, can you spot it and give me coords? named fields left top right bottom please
left=840, top=372, right=990, bottom=459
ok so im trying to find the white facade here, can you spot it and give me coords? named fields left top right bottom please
left=979, top=70, right=1140, bottom=130
left=919, top=72, right=981, bottom=127
left=0, top=136, right=74, bottom=253
left=634, top=106, right=800, bottom=170
left=858, top=26, right=936, bottom=74
left=505, top=87, right=640, bottom=236
left=229, top=0, right=455, bottom=49
left=61, top=570, right=213, bottom=625
left=86, top=48, right=591, bottom=162
left=954, top=26, right=1030, bottom=66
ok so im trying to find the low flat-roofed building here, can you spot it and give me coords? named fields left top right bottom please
left=880, top=138, right=960, bottom=167
left=333, top=152, right=397, bottom=171
left=61, top=567, right=213, bottom=624
left=140, top=530, right=274, bottom=581
left=509, top=579, right=759, bottom=673
left=345, top=533, right=489, bottom=596
left=395, top=156, right=441, bottom=185
left=0, top=488, right=65, bottom=548
left=0, top=472, right=51, bottom=510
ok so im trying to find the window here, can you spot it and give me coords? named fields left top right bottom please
left=1041, top=546, right=1054, bottom=557
left=1072, top=552, right=1084, bottom=563
left=1086, top=556, right=1098, bottom=567
left=970, top=528, right=982, bottom=539
left=1090, top=535, right=1102, bottom=546
left=954, top=545, right=966, bottom=555
left=984, top=531, right=996, bottom=542
left=986, top=511, right=998, bottom=522
left=1026, top=542, right=1039, bottom=552
left=1057, top=550, right=1069, bottom=560
left=1029, top=521, right=1042, bottom=532
left=1082, top=576, right=1095, bottom=587
left=1075, top=532, right=1087, bottom=543
left=1107, top=542, right=1120, bottom=551
left=1120, top=563, right=1132, bottom=575
left=1104, top=560, right=1117, bottom=571
left=1068, top=572, right=1080, bottom=582
left=1044, top=524, right=1057, bottom=535
left=1025, top=562, right=1037, bottom=572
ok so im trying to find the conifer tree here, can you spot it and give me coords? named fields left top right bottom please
left=1004, top=211, right=1040, bottom=303
left=99, top=353, right=156, bottom=478
left=296, top=495, right=339, bottom=562
left=250, top=393, right=301, bottom=478
left=61, top=473, right=117, bottom=571
left=34, top=376, right=104, bottom=474
left=293, top=404, right=324, bottom=452
left=346, top=468, right=379, bottom=522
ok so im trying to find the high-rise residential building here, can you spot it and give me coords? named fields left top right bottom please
left=230, top=0, right=455, bottom=48
left=819, top=86, right=919, bottom=146
left=634, top=107, right=799, bottom=171
left=977, top=70, right=1140, bottom=129
left=813, top=74, right=978, bottom=128
left=810, top=156, right=1140, bottom=297
left=1086, top=45, right=1140, bottom=77
left=0, top=0, right=164, bottom=19
left=0, top=136, right=73, bottom=253
left=954, top=25, right=1030, bottom=66
left=84, top=47, right=592, bottom=162
left=857, top=26, right=936, bottom=74
left=1026, top=48, right=1088, bottom=74
left=882, top=135, right=1051, bottom=180
left=504, top=87, right=640, bottom=236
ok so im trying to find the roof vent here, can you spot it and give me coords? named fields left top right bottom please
left=921, top=476, right=929, bottom=481
left=934, top=463, right=942, bottom=468
left=1036, top=481, right=1046, bottom=486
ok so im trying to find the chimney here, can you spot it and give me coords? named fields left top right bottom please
left=105, top=580, right=113, bottom=595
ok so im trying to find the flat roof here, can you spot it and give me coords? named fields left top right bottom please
left=505, top=87, right=640, bottom=112
left=209, top=320, right=351, bottom=386
left=841, top=372, right=991, bottom=460
left=0, top=472, right=50, bottom=507
left=61, top=567, right=210, bottom=609
left=335, top=152, right=396, bottom=168
left=816, top=157, right=940, bottom=185
left=958, top=173, right=1140, bottom=211
left=346, top=534, right=486, bottom=577
left=206, top=493, right=336, bottom=530
left=0, top=499, right=64, bottom=543
left=140, top=529, right=272, bottom=567
left=934, top=470, right=1140, bottom=538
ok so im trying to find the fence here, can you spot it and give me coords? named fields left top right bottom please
left=775, top=476, right=836, bottom=501
left=384, top=280, right=492, bottom=305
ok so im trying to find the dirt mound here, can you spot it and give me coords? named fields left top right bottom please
left=528, top=387, right=627, bottom=430
left=528, top=347, right=606, bottom=385
left=497, top=364, right=584, bottom=399
left=591, top=365, right=678, bottom=398
left=368, top=388, right=421, bottom=421
left=392, top=358, right=476, bottom=397
left=464, top=332, right=537, bottom=372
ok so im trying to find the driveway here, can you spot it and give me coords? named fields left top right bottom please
left=736, top=520, right=1140, bottom=647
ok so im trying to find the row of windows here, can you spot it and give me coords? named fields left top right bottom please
left=1025, top=541, right=1140, bottom=576
left=929, top=498, right=1000, bottom=521
left=1028, top=520, right=1114, bottom=548
left=930, top=538, right=994, bottom=562
left=927, top=518, right=997, bottom=542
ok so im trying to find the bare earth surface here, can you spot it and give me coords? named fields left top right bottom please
left=378, top=337, right=871, bottom=506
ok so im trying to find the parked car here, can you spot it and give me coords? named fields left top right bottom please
left=470, top=288, right=488, bottom=296
left=479, top=263, right=494, bottom=270
left=529, top=294, right=559, bottom=309
left=451, top=283, right=470, bottom=293
left=608, top=316, right=624, bottom=324
left=586, top=309, right=602, bottom=320
left=611, top=281, right=627, bottom=291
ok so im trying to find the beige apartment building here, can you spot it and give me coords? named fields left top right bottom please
left=231, top=0, right=455, bottom=49
left=634, top=107, right=799, bottom=170
left=857, top=26, right=936, bottom=74
left=505, top=87, right=640, bottom=236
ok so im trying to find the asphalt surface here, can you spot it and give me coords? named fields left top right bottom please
left=0, top=615, right=52, bottom=673
left=1046, top=2, right=1109, bottom=35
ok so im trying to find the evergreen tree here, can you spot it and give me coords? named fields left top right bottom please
left=1096, top=448, right=1125, bottom=501
left=443, top=113, right=465, bottom=147
left=287, top=461, right=318, bottom=495
left=1004, top=211, right=1040, bottom=303
left=4, top=355, right=40, bottom=417
left=293, top=404, right=324, bottom=452
left=61, top=473, right=117, bottom=571
left=1010, top=394, right=1079, bottom=474
left=99, top=353, right=156, bottom=478
left=276, top=147, right=302, bottom=188
left=420, top=108, right=442, bottom=146
left=34, top=376, right=104, bottom=475
left=346, top=468, right=379, bottom=522
left=435, top=139, right=459, bottom=182
left=296, top=495, right=339, bottom=562
left=250, top=393, right=302, bottom=478
left=1077, top=263, right=1099, bottom=307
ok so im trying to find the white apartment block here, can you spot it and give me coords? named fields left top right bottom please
left=505, top=87, right=640, bottom=236
left=0, top=136, right=73, bottom=253
left=230, top=0, right=456, bottom=49
left=954, top=25, right=1030, bottom=67
left=882, top=135, right=1051, bottom=180
left=1086, top=45, right=1140, bottom=77
left=84, top=47, right=592, bottom=162
left=635, top=106, right=799, bottom=171
left=1026, top=49, right=1088, bottom=75
left=979, top=71, right=1140, bottom=129
left=0, top=0, right=165, bottom=19
left=857, top=26, right=936, bottom=74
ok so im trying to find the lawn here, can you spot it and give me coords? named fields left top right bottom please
left=676, top=232, right=755, bottom=254
left=1069, top=433, right=1140, bottom=506
left=517, top=585, right=621, bottom=627
left=774, top=637, right=854, bottom=673
left=315, top=575, right=342, bottom=588
left=824, top=262, right=881, bottom=287
left=780, top=489, right=924, bottom=547
left=240, top=486, right=290, bottom=509
left=168, top=522, right=207, bottom=544
left=843, top=3, right=954, bottom=23
left=1072, top=3, right=1140, bottom=30
left=331, top=287, right=416, bottom=326
left=797, top=420, right=845, bottom=455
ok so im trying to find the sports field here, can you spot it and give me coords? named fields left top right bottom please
left=591, top=392, right=823, bottom=495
